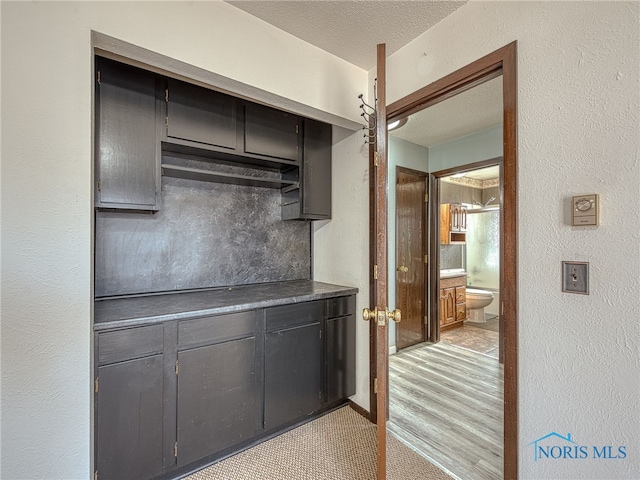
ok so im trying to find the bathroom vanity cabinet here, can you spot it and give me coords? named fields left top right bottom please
left=94, top=282, right=356, bottom=480
left=439, top=275, right=467, bottom=329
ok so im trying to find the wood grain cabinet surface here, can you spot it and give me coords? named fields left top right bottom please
left=439, top=275, right=468, bottom=330
left=440, top=203, right=468, bottom=244
left=94, top=294, right=355, bottom=480
left=95, top=57, right=161, bottom=211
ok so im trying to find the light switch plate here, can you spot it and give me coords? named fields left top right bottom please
left=562, top=261, right=589, bottom=294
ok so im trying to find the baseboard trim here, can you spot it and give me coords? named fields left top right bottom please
left=348, top=400, right=374, bottom=423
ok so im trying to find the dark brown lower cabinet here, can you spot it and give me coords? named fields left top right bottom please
left=264, top=322, right=323, bottom=430
left=97, top=355, right=165, bottom=480
left=177, top=337, right=256, bottom=466
left=95, top=294, right=355, bottom=480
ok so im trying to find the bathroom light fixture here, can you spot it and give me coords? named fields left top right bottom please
left=388, top=117, right=408, bottom=131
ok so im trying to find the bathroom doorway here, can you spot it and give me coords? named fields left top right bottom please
left=436, top=162, right=503, bottom=362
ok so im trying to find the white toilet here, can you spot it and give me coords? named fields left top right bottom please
left=465, top=288, right=495, bottom=323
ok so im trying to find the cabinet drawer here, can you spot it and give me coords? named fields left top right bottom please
left=266, top=300, right=324, bottom=332
left=326, top=295, right=355, bottom=319
left=456, top=304, right=467, bottom=321
left=178, top=311, right=255, bottom=349
left=455, top=286, right=466, bottom=304
left=98, top=324, right=164, bottom=365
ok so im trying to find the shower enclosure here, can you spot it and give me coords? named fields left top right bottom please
left=465, top=207, right=500, bottom=290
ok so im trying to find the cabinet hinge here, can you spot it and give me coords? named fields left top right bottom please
left=97, top=179, right=101, bottom=192
left=424, top=254, right=428, bottom=264
left=174, top=442, right=178, bottom=458
left=94, top=471, right=98, bottom=480
left=296, top=124, right=299, bottom=134
left=174, top=360, right=179, bottom=375
left=94, top=377, right=99, bottom=394
left=374, top=377, right=378, bottom=394
left=373, top=264, right=378, bottom=280
left=97, top=70, right=101, bottom=85
left=319, top=390, right=322, bottom=401
left=319, top=329, right=322, bottom=340
left=501, top=301, right=504, bottom=316
left=424, top=315, right=428, bottom=324
left=165, top=88, right=169, bottom=102
left=424, top=193, right=428, bottom=203
left=165, top=116, right=169, bottom=128
left=374, top=151, right=379, bottom=167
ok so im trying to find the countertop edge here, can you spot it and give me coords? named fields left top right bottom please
left=94, top=284, right=358, bottom=332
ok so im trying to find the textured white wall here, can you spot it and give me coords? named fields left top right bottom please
left=0, top=2, right=365, bottom=479
left=313, top=127, right=370, bottom=409
left=381, top=2, right=640, bottom=479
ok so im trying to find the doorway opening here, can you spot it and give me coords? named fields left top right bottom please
left=369, top=42, right=517, bottom=480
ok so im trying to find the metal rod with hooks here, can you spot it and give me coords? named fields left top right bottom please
left=359, top=79, right=378, bottom=145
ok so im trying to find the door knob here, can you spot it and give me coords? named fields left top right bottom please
left=396, top=265, right=409, bottom=273
left=362, top=307, right=402, bottom=325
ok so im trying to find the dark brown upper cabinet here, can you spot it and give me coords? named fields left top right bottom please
left=282, top=119, right=332, bottom=220
left=95, top=56, right=332, bottom=219
left=95, top=57, right=161, bottom=211
left=244, top=103, right=300, bottom=161
left=166, top=79, right=238, bottom=151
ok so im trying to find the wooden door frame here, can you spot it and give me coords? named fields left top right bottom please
left=394, top=166, right=428, bottom=350
left=369, top=41, right=518, bottom=479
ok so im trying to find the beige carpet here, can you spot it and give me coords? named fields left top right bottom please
left=186, top=406, right=453, bottom=479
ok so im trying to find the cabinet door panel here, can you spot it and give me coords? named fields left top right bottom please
left=245, top=103, right=299, bottom=161
left=97, top=58, right=158, bottom=209
left=301, top=119, right=332, bottom=218
left=177, top=337, right=256, bottom=466
left=264, top=323, right=322, bottom=430
left=167, top=79, right=237, bottom=150
left=97, top=355, right=164, bottom=480
left=326, top=315, right=356, bottom=403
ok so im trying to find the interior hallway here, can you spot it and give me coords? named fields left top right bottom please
left=388, top=341, right=503, bottom=480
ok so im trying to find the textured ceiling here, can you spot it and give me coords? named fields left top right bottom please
left=390, top=76, right=503, bottom=148
left=225, top=1, right=467, bottom=70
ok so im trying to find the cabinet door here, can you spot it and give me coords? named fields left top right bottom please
left=176, top=337, right=256, bottom=467
left=264, top=322, right=323, bottom=430
left=245, top=103, right=300, bottom=161
left=96, top=57, right=159, bottom=210
left=97, top=355, right=164, bottom=480
left=166, top=79, right=238, bottom=150
left=301, top=118, right=332, bottom=219
left=326, top=314, right=356, bottom=403
left=441, top=288, right=456, bottom=325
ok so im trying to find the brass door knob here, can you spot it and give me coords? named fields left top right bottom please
left=396, top=265, right=409, bottom=273
left=363, top=307, right=377, bottom=321
left=388, top=309, right=402, bottom=323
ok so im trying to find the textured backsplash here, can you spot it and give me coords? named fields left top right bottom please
left=95, top=168, right=311, bottom=298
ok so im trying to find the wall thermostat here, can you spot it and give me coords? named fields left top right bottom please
left=572, top=194, right=599, bottom=226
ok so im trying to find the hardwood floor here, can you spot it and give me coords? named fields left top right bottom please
left=388, top=341, right=503, bottom=480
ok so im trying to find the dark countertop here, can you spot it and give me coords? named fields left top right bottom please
left=94, top=280, right=358, bottom=331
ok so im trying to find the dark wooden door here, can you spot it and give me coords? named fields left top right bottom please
left=97, top=355, right=164, bottom=480
left=264, top=301, right=324, bottom=431
left=166, top=78, right=238, bottom=150
left=176, top=337, right=256, bottom=467
left=244, top=103, right=300, bottom=161
left=395, top=168, right=426, bottom=350
left=95, top=57, right=159, bottom=210
left=264, top=322, right=323, bottom=430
